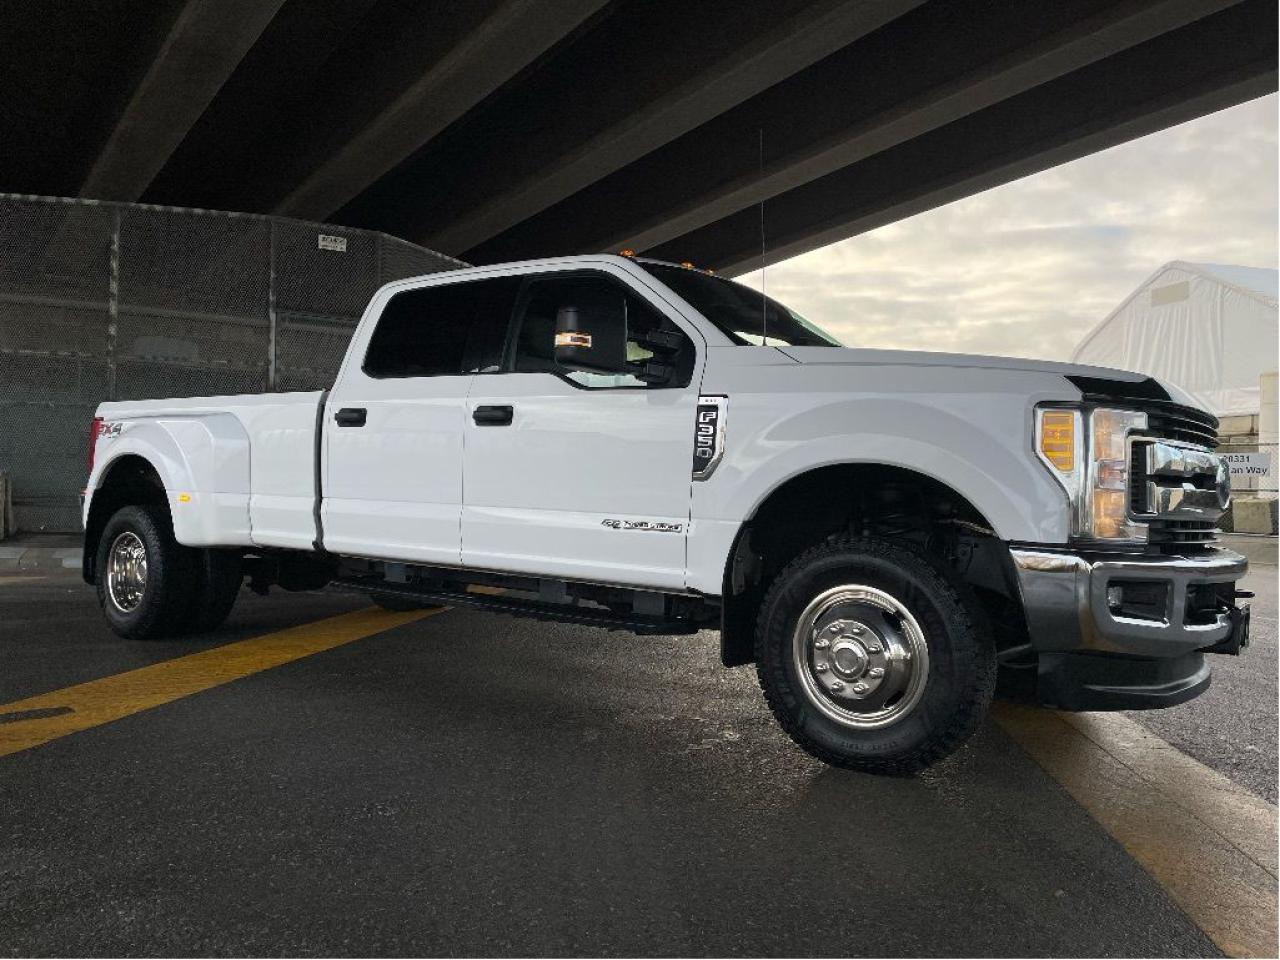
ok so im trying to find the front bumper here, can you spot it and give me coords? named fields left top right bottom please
left=1010, top=546, right=1249, bottom=710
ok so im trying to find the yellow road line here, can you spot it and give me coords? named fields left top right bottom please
left=0, top=606, right=439, bottom=759
left=0, top=575, right=47, bottom=585
left=995, top=703, right=1278, bottom=958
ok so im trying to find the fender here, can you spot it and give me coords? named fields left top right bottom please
left=685, top=389, right=1073, bottom=596
left=85, top=414, right=251, bottom=547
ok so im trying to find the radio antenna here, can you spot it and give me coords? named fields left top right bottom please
left=758, top=127, right=768, bottom=347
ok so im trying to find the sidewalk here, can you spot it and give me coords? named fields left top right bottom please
left=2, top=532, right=1275, bottom=573
left=0, top=534, right=84, bottom=572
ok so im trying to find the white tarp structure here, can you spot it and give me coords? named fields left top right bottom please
left=1072, top=261, right=1278, bottom=416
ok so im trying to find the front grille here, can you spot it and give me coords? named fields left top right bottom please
left=1129, top=443, right=1146, bottom=515
left=1145, top=402, right=1219, bottom=449
left=1147, top=519, right=1218, bottom=549
left=1130, top=403, right=1222, bottom=552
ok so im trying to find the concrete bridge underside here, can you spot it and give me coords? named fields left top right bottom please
left=2, top=0, right=1275, bottom=274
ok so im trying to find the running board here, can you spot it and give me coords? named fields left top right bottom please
left=333, top=578, right=700, bottom=635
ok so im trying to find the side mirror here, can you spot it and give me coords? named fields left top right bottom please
left=554, top=303, right=629, bottom=375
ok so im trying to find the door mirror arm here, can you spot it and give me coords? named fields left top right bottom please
left=632, top=359, right=675, bottom=385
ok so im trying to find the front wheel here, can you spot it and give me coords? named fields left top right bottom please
left=755, top=537, right=994, bottom=774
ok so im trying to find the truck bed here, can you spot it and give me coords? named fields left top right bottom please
left=92, top=391, right=324, bottom=551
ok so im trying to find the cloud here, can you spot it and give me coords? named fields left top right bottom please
left=737, top=94, right=1277, bottom=361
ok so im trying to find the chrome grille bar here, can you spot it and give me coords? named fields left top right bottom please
left=1129, top=416, right=1228, bottom=551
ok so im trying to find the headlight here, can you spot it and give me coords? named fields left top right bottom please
left=1035, top=405, right=1148, bottom=542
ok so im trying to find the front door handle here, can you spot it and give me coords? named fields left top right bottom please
left=334, top=407, right=366, bottom=427
left=473, top=404, right=513, bottom=426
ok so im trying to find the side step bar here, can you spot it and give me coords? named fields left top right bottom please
left=333, top=578, right=701, bottom=635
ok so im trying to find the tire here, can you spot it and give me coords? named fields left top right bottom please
left=754, top=536, right=995, bottom=775
left=174, top=549, right=243, bottom=635
left=95, top=505, right=197, bottom=640
left=370, top=590, right=443, bottom=612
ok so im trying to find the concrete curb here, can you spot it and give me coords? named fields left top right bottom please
left=0, top=543, right=84, bottom=572
left=995, top=703, right=1278, bottom=958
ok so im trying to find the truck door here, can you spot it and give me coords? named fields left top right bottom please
left=462, top=269, right=702, bottom=591
left=322, top=275, right=518, bottom=565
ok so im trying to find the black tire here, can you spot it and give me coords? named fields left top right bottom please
left=174, top=549, right=243, bottom=635
left=370, top=590, right=443, bottom=612
left=755, top=536, right=995, bottom=775
left=95, top=504, right=197, bottom=640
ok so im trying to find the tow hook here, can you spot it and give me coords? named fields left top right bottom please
left=1200, top=604, right=1251, bottom=656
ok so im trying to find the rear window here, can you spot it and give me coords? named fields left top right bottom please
left=363, top=276, right=519, bottom=378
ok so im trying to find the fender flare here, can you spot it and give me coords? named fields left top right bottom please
left=84, top=414, right=251, bottom=549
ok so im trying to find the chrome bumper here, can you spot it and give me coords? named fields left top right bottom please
left=1010, top=546, right=1248, bottom=658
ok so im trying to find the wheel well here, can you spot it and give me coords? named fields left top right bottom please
left=83, top=455, right=169, bottom=584
left=719, top=464, right=1028, bottom=667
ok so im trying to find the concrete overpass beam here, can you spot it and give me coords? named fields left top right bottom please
left=709, top=72, right=1276, bottom=275
left=78, top=0, right=286, bottom=202
left=271, top=0, right=609, bottom=221
left=600, top=0, right=1249, bottom=255
left=649, top=15, right=1277, bottom=274
left=461, top=0, right=1255, bottom=264
left=422, top=0, right=924, bottom=256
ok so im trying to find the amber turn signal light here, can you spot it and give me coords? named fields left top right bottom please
left=1039, top=411, right=1075, bottom=471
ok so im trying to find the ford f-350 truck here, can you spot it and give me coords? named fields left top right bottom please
left=82, top=254, right=1250, bottom=773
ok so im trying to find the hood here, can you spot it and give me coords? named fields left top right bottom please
left=774, top=346, right=1144, bottom=381
left=773, top=346, right=1201, bottom=410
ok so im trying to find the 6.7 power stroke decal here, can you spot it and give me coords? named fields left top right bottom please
left=601, top=519, right=683, bottom=533
left=692, top=395, right=727, bottom=481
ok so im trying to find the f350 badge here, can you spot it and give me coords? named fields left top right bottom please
left=692, top=395, right=727, bottom=481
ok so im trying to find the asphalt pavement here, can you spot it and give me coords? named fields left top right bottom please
left=0, top=567, right=1271, bottom=956
left=1128, top=568, right=1277, bottom=803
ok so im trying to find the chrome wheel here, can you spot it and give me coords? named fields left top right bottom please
left=106, top=531, right=148, bottom=614
left=792, top=584, right=929, bottom=730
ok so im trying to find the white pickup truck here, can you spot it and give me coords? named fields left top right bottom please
left=82, top=254, right=1250, bottom=773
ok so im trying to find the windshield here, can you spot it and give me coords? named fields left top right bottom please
left=640, top=262, right=842, bottom=347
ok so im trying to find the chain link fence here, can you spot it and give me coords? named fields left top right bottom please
left=0, top=194, right=465, bottom=533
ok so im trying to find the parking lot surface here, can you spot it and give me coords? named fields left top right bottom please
left=1127, top=568, right=1277, bottom=804
left=0, top=569, right=1274, bottom=956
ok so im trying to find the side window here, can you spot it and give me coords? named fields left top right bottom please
left=509, top=274, right=694, bottom=389
left=362, top=276, right=518, bottom=378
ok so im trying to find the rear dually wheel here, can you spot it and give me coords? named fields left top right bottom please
left=95, top=505, right=196, bottom=640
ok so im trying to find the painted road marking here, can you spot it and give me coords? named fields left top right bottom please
left=996, top=703, right=1278, bottom=958
left=0, top=576, right=46, bottom=585
left=0, top=606, right=438, bottom=758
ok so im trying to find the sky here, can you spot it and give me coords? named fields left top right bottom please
left=737, top=93, right=1278, bottom=362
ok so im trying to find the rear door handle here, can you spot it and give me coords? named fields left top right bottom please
left=473, top=404, right=513, bottom=426
left=334, top=407, right=366, bottom=427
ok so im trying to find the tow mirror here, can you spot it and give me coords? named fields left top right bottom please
left=554, top=301, right=628, bottom=375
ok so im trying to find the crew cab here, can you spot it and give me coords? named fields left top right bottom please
left=81, top=255, right=1250, bottom=773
